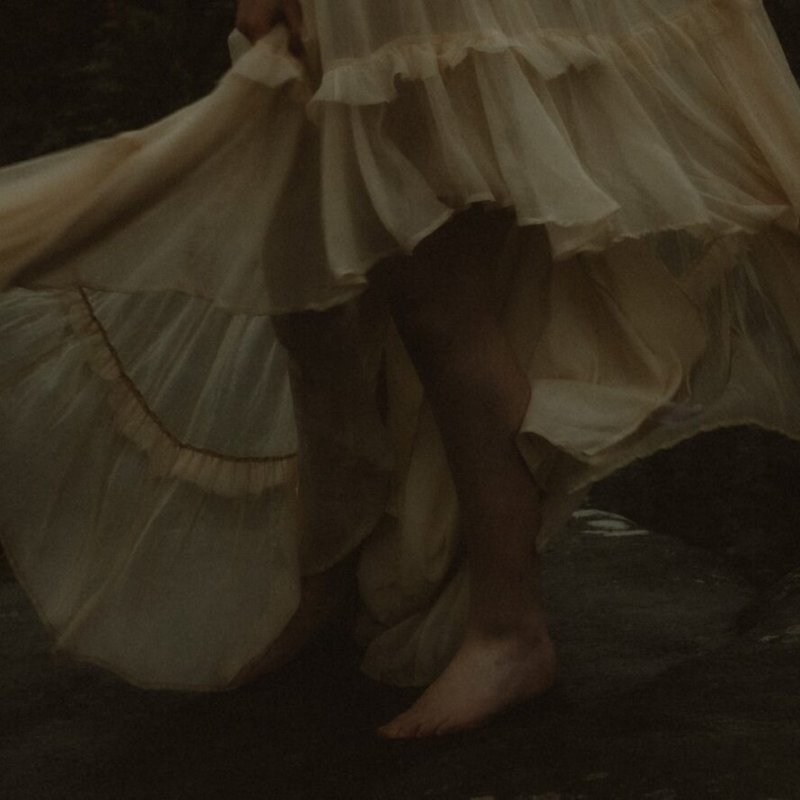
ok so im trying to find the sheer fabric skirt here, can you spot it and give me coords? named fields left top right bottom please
left=1, top=0, right=800, bottom=688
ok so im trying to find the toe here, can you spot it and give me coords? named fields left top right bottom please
left=433, top=719, right=453, bottom=737
left=377, top=721, right=399, bottom=739
left=377, top=712, right=414, bottom=739
left=380, top=708, right=436, bottom=740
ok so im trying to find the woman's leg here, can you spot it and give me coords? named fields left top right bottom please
left=232, top=291, right=392, bottom=686
left=374, top=208, right=556, bottom=738
left=271, top=292, right=392, bottom=575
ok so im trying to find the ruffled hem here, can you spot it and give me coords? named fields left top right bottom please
left=303, top=0, right=800, bottom=274
left=4, top=1, right=797, bottom=315
left=67, top=289, right=297, bottom=497
left=308, top=0, right=762, bottom=107
left=308, top=26, right=601, bottom=106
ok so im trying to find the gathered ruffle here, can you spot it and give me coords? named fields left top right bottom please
left=0, top=283, right=393, bottom=688
left=230, top=0, right=800, bottom=298
left=0, top=288, right=303, bottom=689
left=307, top=0, right=763, bottom=107
left=308, top=27, right=602, bottom=106
left=67, top=289, right=297, bottom=496
left=305, top=0, right=800, bottom=269
left=4, top=2, right=799, bottom=314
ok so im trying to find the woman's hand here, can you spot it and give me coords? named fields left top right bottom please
left=236, top=0, right=304, bottom=50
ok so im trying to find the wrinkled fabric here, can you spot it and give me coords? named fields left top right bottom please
left=1, top=0, right=800, bottom=689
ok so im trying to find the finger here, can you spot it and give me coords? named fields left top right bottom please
left=282, top=1, right=304, bottom=55
left=235, top=14, right=272, bottom=43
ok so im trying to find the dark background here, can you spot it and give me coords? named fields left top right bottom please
left=0, top=0, right=234, bottom=164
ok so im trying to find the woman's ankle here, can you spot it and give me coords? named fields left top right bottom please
left=467, top=593, right=550, bottom=642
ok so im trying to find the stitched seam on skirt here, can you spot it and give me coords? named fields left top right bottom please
left=67, top=288, right=297, bottom=493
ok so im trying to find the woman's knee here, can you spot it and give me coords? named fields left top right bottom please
left=375, top=209, right=510, bottom=326
left=374, top=257, right=484, bottom=361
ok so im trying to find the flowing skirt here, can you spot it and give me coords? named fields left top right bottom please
left=1, top=0, right=800, bottom=689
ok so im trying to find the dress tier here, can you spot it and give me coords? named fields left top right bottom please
left=1, top=0, right=800, bottom=689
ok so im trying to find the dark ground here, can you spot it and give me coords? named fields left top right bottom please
left=2, top=491, right=800, bottom=800
left=2, top=2, right=800, bottom=799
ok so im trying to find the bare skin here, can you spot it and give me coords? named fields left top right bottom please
left=372, top=209, right=556, bottom=737
left=235, top=292, right=391, bottom=688
left=237, top=0, right=556, bottom=737
left=236, top=0, right=304, bottom=51
left=379, top=632, right=556, bottom=738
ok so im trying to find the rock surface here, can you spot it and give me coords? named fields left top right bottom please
left=2, top=502, right=798, bottom=800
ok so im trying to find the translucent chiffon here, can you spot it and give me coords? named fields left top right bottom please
left=2, top=0, right=800, bottom=688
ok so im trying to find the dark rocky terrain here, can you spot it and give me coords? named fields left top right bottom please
left=2, top=505, right=799, bottom=799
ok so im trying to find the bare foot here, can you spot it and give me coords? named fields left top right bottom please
left=377, top=628, right=556, bottom=739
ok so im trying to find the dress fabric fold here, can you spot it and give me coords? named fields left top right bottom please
left=1, top=0, right=800, bottom=689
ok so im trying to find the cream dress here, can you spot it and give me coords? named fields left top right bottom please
left=2, top=0, right=800, bottom=689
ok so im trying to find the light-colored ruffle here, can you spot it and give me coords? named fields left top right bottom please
left=304, top=0, right=800, bottom=268
left=4, top=1, right=799, bottom=313
left=2, top=1, right=800, bottom=690
left=0, top=283, right=392, bottom=688
left=0, top=289, right=303, bottom=689
left=66, top=289, right=297, bottom=496
left=306, top=0, right=763, bottom=105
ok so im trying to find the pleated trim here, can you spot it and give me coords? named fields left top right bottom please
left=4, top=0, right=796, bottom=316
left=309, top=0, right=761, bottom=107
left=311, top=28, right=600, bottom=106
left=66, top=289, right=297, bottom=497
